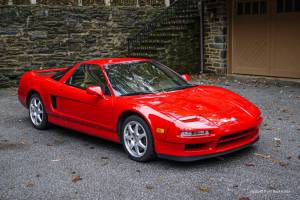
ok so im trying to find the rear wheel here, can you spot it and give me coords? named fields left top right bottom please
left=121, top=115, right=155, bottom=162
left=29, top=93, right=49, bottom=130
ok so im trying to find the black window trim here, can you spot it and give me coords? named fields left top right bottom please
left=65, top=64, right=112, bottom=96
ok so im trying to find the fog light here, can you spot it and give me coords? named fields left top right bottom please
left=181, top=130, right=210, bottom=137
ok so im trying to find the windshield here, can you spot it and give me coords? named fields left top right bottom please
left=104, top=61, right=193, bottom=96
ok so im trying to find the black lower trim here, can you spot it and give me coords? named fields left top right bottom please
left=157, top=137, right=259, bottom=162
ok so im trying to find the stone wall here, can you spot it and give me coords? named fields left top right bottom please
left=0, top=5, right=161, bottom=87
left=0, top=0, right=165, bottom=6
left=203, top=0, right=227, bottom=74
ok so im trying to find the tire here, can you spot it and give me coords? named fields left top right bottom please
left=121, top=115, right=155, bottom=162
left=28, top=93, right=49, bottom=130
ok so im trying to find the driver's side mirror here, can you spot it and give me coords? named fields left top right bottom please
left=86, top=86, right=104, bottom=98
left=181, top=74, right=191, bottom=82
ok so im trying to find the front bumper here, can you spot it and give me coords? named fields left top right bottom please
left=157, top=136, right=259, bottom=162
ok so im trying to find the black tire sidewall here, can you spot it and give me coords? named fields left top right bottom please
left=29, top=93, right=49, bottom=130
left=121, top=115, right=155, bottom=162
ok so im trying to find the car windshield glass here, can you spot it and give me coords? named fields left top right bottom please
left=104, top=61, right=193, bottom=96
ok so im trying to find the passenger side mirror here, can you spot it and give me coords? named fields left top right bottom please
left=86, top=86, right=104, bottom=98
left=181, top=74, right=191, bottom=82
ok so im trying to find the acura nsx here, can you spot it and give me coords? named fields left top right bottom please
left=18, top=58, right=262, bottom=162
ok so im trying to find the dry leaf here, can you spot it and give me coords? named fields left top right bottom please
left=216, top=156, right=225, bottom=161
left=101, top=156, right=109, bottom=160
left=254, top=152, right=271, bottom=159
left=239, top=197, right=250, bottom=200
left=245, top=163, right=255, bottom=167
left=198, top=186, right=209, bottom=193
left=72, top=175, right=82, bottom=183
left=272, top=160, right=288, bottom=167
left=26, top=181, right=35, bottom=187
left=298, top=155, right=300, bottom=160
left=145, top=184, right=154, bottom=190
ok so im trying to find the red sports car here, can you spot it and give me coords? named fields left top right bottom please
left=18, top=58, right=262, bottom=162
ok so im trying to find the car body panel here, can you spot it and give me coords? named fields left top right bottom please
left=18, top=58, right=262, bottom=161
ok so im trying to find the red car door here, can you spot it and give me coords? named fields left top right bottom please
left=57, top=64, right=114, bottom=136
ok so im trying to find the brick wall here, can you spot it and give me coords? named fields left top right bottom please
left=203, top=0, right=227, bottom=74
left=0, top=5, right=161, bottom=87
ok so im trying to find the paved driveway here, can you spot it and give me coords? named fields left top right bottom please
left=0, top=76, right=299, bottom=200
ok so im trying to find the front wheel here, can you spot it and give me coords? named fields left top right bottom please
left=121, top=115, right=155, bottom=162
left=29, top=93, right=49, bottom=130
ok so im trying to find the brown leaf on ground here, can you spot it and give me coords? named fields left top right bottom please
left=72, top=175, right=82, bottom=183
left=298, top=155, right=300, bottom=160
left=145, top=184, right=154, bottom=190
left=286, top=156, right=292, bottom=160
left=239, top=197, right=250, bottom=200
left=25, top=181, right=35, bottom=187
left=254, top=152, right=271, bottom=159
left=272, top=160, right=288, bottom=167
left=216, top=156, right=225, bottom=161
left=198, top=186, right=209, bottom=193
left=281, top=109, right=289, bottom=113
left=101, top=156, right=109, bottom=160
left=245, top=163, right=255, bottom=167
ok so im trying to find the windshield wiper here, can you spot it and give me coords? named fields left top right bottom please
left=121, top=92, right=155, bottom=96
left=161, top=84, right=196, bottom=92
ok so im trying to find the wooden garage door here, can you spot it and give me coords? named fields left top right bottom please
left=232, top=0, right=300, bottom=78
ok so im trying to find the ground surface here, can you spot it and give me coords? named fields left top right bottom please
left=0, top=76, right=299, bottom=200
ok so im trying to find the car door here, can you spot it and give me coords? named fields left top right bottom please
left=57, top=64, right=114, bottom=134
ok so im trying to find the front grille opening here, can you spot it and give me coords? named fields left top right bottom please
left=217, top=128, right=257, bottom=147
left=185, top=143, right=205, bottom=151
left=220, top=128, right=256, bottom=141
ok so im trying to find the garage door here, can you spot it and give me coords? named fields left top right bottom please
left=232, top=0, right=300, bottom=78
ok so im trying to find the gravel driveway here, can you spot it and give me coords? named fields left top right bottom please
left=0, top=76, right=299, bottom=200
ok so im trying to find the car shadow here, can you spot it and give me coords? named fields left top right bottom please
left=154, top=146, right=257, bottom=169
left=29, top=120, right=257, bottom=167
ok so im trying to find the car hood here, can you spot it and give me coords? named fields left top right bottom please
left=130, top=86, right=259, bottom=126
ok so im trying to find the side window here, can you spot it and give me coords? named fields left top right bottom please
left=66, top=64, right=111, bottom=95
left=237, top=1, right=267, bottom=15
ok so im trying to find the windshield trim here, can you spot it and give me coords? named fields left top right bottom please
left=104, top=60, right=192, bottom=96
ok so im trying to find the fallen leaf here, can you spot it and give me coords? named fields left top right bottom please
left=25, top=181, right=35, bottom=187
left=136, top=169, right=141, bottom=173
left=279, top=162, right=288, bottom=167
left=72, top=176, right=82, bottom=183
left=245, top=163, right=255, bottom=167
left=254, top=152, right=271, bottom=159
left=145, top=184, right=154, bottom=190
left=298, top=155, right=300, bottom=160
left=36, top=174, right=40, bottom=178
left=157, top=176, right=165, bottom=181
left=233, top=185, right=238, bottom=188
left=239, top=197, right=250, bottom=200
left=101, top=156, right=109, bottom=160
left=216, top=156, right=225, bottom=161
left=286, top=156, right=292, bottom=160
left=198, top=186, right=209, bottom=193
left=71, top=171, right=76, bottom=174
left=272, top=160, right=288, bottom=167
left=20, top=140, right=28, bottom=145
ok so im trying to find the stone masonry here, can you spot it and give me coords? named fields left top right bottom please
left=0, top=5, right=161, bottom=86
left=203, top=0, right=227, bottom=74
